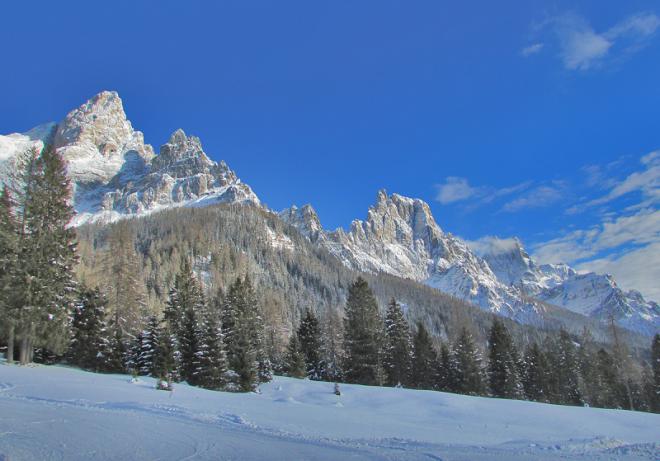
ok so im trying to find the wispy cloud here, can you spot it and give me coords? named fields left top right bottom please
left=435, top=177, right=482, bottom=204
left=434, top=177, right=532, bottom=209
left=577, top=241, right=660, bottom=302
left=523, top=11, right=660, bottom=71
left=521, top=43, right=544, bottom=57
left=500, top=182, right=566, bottom=213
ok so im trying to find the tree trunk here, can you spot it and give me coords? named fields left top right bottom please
left=6, top=324, right=15, bottom=363
left=19, top=336, right=29, bottom=365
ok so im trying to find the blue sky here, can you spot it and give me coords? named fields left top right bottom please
left=1, top=1, right=659, bottom=300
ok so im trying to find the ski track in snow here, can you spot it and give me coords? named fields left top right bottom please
left=0, top=363, right=658, bottom=460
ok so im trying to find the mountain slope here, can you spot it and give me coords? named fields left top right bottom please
left=479, top=238, right=660, bottom=336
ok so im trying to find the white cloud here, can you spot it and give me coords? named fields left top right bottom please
left=521, top=43, right=544, bottom=57
left=578, top=241, right=660, bottom=302
left=501, top=183, right=565, bottom=212
left=466, top=236, right=522, bottom=257
left=537, top=11, right=660, bottom=70
left=434, top=177, right=532, bottom=208
left=532, top=209, right=660, bottom=263
left=435, top=177, right=482, bottom=204
left=587, top=150, right=659, bottom=206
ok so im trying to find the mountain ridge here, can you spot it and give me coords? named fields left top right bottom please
left=0, top=90, right=657, bottom=335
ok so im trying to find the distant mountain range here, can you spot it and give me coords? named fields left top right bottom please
left=1, top=91, right=658, bottom=335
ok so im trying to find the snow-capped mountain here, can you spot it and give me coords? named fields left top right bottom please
left=281, top=191, right=543, bottom=323
left=0, top=91, right=259, bottom=225
left=479, top=238, right=660, bottom=336
left=1, top=91, right=657, bottom=335
left=282, top=192, right=659, bottom=334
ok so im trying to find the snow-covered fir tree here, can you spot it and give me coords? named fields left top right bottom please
left=383, top=298, right=412, bottom=387
left=450, top=327, right=486, bottom=396
left=343, top=277, right=384, bottom=386
left=69, top=286, right=110, bottom=372
left=411, top=322, right=436, bottom=390
left=487, top=318, right=523, bottom=399
left=297, top=308, right=324, bottom=380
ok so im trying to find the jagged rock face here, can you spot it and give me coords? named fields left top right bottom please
left=53, top=91, right=155, bottom=185
left=95, top=129, right=259, bottom=222
left=285, top=191, right=541, bottom=322
left=0, top=91, right=259, bottom=225
left=481, top=238, right=660, bottom=334
left=279, top=204, right=324, bottom=242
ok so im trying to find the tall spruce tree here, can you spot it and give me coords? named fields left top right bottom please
left=548, top=330, right=583, bottom=406
left=343, top=277, right=383, bottom=386
left=11, top=146, right=77, bottom=364
left=284, top=333, right=306, bottom=378
left=297, top=308, right=323, bottom=380
left=487, top=318, right=523, bottom=399
left=383, top=298, right=412, bottom=387
left=435, top=342, right=452, bottom=392
left=69, top=286, right=110, bottom=372
left=651, top=334, right=660, bottom=412
left=411, top=322, right=436, bottom=389
left=521, top=342, right=550, bottom=402
left=222, top=275, right=270, bottom=391
left=194, top=303, right=227, bottom=390
left=450, top=327, right=486, bottom=396
left=0, top=186, right=18, bottom=363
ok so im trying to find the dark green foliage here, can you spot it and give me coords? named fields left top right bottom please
left=652, top=334, right=660, bottom=412
left=223, top=276, right=271, bottom=391
left=435, top=342, right=452, bottom=392
left=297, top=308, right=324, bottom=380
left=383, top=298, right=412, bottom=387
left=5, top=146, right=77, bottom=363
left=411, top=322, right=436, bottom=389
left=450, top=328, right=486, bottom=396
left=69, top=286, right=110, bottom=371
left=0, top=186, right=18, bottom=362
left=521, top=343, right=550, bottom=402
left=195, top=303, right=227, bottom=390
left=487, top=318, right=523, bottom=399
left=284, top=333, right=306, bottom=378
left=547, top=330, right=583, bottom=406
left=343, top=277, right=384, bottom=386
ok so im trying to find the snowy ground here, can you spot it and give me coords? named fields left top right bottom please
left=0, top=363, right=658, bottom=460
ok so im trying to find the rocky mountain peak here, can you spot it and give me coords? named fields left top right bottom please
left=279, top=204, right=323, bottom=241
left=152, top=128, right=214, bottom=173
left=52, top=90, right=154, bottom=185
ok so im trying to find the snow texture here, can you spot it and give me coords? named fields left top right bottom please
left=0, top=363, right=658, bottom=460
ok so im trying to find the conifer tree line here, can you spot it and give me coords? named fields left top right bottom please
left=1, top=146, right=659, bottom=410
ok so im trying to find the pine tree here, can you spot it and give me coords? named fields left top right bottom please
left=0, top=186, right=18, bottom=363
left=487, top=318, right=523, bottom=399
left=195, top=303, right=227, bottom=390
left=69, top=286, right=110, bottom=372
left=136, top=316, right=160, bottom=376
left=521, top=342, right=550, bottom=402
left=320, top=308, right=345, bottom=383
left=343, top=277, right=383, bottom=386
left=10, top=146, right=77, bottom=364
left=651, top=334, right=660, bottom=412
left=284, top=333, right=306, bottom=378
left=297, top=308, right=324, bottom=380
left=222, top=275, right=270, bottom=391
left=105, top=314, right=127, bottom=373
left=383, top=298, right=412, bottom=387
left=547, top=330, right=583, bottom=406
left=435, top=342, right=452, bottom=392
left=411, top=322, right=436, bottom=389
left=450, top=327, right=486, bottom=396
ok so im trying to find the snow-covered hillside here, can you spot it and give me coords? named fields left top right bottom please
left=0, top=363, right=658, bottom=461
